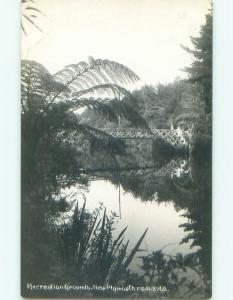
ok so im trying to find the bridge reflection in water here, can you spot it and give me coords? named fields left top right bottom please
left=83, top=159, right=191, bottom=218
left=73, top=178, right=196, bottom=273
left=59, top=151, right=210, bottom=281
left=57, top=159, right=191, bottom=183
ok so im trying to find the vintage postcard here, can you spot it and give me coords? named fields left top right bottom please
left=21, top=0, right=212, bottom=298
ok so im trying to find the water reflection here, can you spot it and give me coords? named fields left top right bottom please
left=58, top=149, right=211, bottom=289
left=60, top=158, right=203, bottom=270
left=84, top=180, right=197, bottom=272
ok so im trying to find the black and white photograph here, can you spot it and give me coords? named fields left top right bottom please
left=20, top=0, right=212, bottom=298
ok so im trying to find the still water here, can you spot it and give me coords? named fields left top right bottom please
left=85, top=180, right=194, bottom=255
left=62, top=165, right=199, bottom=272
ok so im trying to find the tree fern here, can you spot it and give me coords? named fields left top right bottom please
left=21, top=58, right=148, bottom=192
left=21, top=59, right=148, bottom=131
left=21, top=58, right=140, bottom=112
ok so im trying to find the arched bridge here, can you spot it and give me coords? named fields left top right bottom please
left=106, top=127, right=192, bottom=147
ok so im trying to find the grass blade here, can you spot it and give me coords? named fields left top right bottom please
left=123, top=228, right=148, bottom=269
left=111, top=226, right=128, bottom=255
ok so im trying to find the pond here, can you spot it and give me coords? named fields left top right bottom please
left=84, top=179, right=197, bottom=272
left=61, top=157, right=205, bottom=273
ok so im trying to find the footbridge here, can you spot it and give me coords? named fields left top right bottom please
left=105, top=127, right=192, bottom=147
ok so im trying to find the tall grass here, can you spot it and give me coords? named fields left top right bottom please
left=56, top=200, right=148, bottom=285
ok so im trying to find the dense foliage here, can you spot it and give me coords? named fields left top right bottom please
left=21, top=57, right=149, bottom=288
left=182, top=10, right=212, bottom=114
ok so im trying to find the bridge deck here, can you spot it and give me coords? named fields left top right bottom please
left=106, top=128, right=191, bottom=146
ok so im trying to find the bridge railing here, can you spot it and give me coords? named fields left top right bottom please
left=105, top=127, right=192, bottom=146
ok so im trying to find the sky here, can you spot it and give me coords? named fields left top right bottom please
left=22, top=0, right=211, bottom=85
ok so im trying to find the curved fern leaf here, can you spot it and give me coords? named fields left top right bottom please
left=69, top=98, right=118, bottom=122
left=21, top=60, right=67, bottom=112
left=69, top=97, right=149, bottom=129
left=54, top=58, right=140, bottom=96
left=73, top=83, right=131, bottom=99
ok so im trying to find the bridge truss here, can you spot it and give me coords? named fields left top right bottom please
left=106, top=127, right=192, bottom=147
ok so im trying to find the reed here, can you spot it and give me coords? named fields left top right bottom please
left=56, top=200, right=148, bottom=285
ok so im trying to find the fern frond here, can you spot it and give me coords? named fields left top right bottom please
left=68, top=98, right=118, bottom=122
left=69, top=97, right=149, bottom=128
left=21, top=60, right=68, bottom=112
left=73, top=83, right=131, bottom=99
left=54, top=58, right=140, bottom=96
